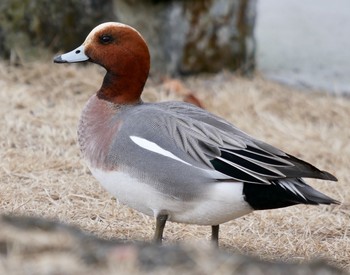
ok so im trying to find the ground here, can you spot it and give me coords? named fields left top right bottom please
left=0, top=61, right=349, bottom=272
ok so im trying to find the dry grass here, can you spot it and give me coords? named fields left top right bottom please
left=1, top=61, right=349, bottom=271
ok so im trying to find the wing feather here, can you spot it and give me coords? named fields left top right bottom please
left=150, top=102, right=337, bottom=184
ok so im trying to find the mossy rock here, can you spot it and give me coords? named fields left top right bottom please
left=115, top=0, right=256, bottom=75
left=0, top=0, right=114, bottom=62
left=0, top=0, right=256, bottom=75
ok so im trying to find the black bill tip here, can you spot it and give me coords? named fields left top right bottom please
left=53, top=55, right=67, bottom=64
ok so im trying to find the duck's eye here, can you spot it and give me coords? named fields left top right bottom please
left=99, top=35, right=113, bottom=44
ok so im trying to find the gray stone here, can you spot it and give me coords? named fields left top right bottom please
left=0, top=0, right=114, bottom=62
left=0, top=215, right=347, bottom=274
left=114, top=0, right=257, bottom=75
left=0, top=0, right=256, bottom=76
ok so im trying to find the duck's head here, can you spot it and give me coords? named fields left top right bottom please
left=54, top=22, right=150, bottom=104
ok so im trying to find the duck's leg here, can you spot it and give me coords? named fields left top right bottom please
left=153, top=214, right=168, bottom=244
left=211, top=225, right=220, bottom=247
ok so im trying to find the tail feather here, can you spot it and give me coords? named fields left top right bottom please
left=283, top=178, right=340, bottom=205
left=243, top=178, right=339, bottom=210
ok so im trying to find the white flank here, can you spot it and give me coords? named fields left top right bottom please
left=90, top=167, right=160, bottom=217
left=90, top=167, right=252, bottom=225
left=130, top=136, right=192, bottom=166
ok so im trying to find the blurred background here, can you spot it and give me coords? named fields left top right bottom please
left=0, top=0, right=349, bottom=94
left=256, top=0, right=350, bottom=95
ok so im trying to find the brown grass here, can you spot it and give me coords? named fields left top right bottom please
left=1, top=61, right=349, bottom=271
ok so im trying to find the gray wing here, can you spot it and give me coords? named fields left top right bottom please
left=154, top=101, right=337, bottom=184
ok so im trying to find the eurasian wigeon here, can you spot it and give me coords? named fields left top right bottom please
left=54, top=22, right=338, bottom=245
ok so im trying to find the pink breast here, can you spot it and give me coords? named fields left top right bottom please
left=78, top=95, right=122, bottom=170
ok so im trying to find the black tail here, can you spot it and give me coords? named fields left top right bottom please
left=243, top=178, right=339, bottom=210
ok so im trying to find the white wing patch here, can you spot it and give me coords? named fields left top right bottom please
left=130, top=136, right=236, bottom=181
left=130, top=136, right=192, bottom=166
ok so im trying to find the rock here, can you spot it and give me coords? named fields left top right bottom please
left=114, top=0, right=257, bottom=75
left=0, top=0, right=114, bottom=62
left=0, top=0, right=256, bottom=75
left=0, top=215, right=346, bottom=274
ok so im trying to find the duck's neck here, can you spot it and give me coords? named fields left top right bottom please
left=97, top=71, right=144, bottom=105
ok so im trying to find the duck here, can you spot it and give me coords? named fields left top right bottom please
left=54, top=22, right=339, bottom=246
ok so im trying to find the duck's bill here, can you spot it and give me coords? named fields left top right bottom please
left=53, top=45, right=89, bottom=63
